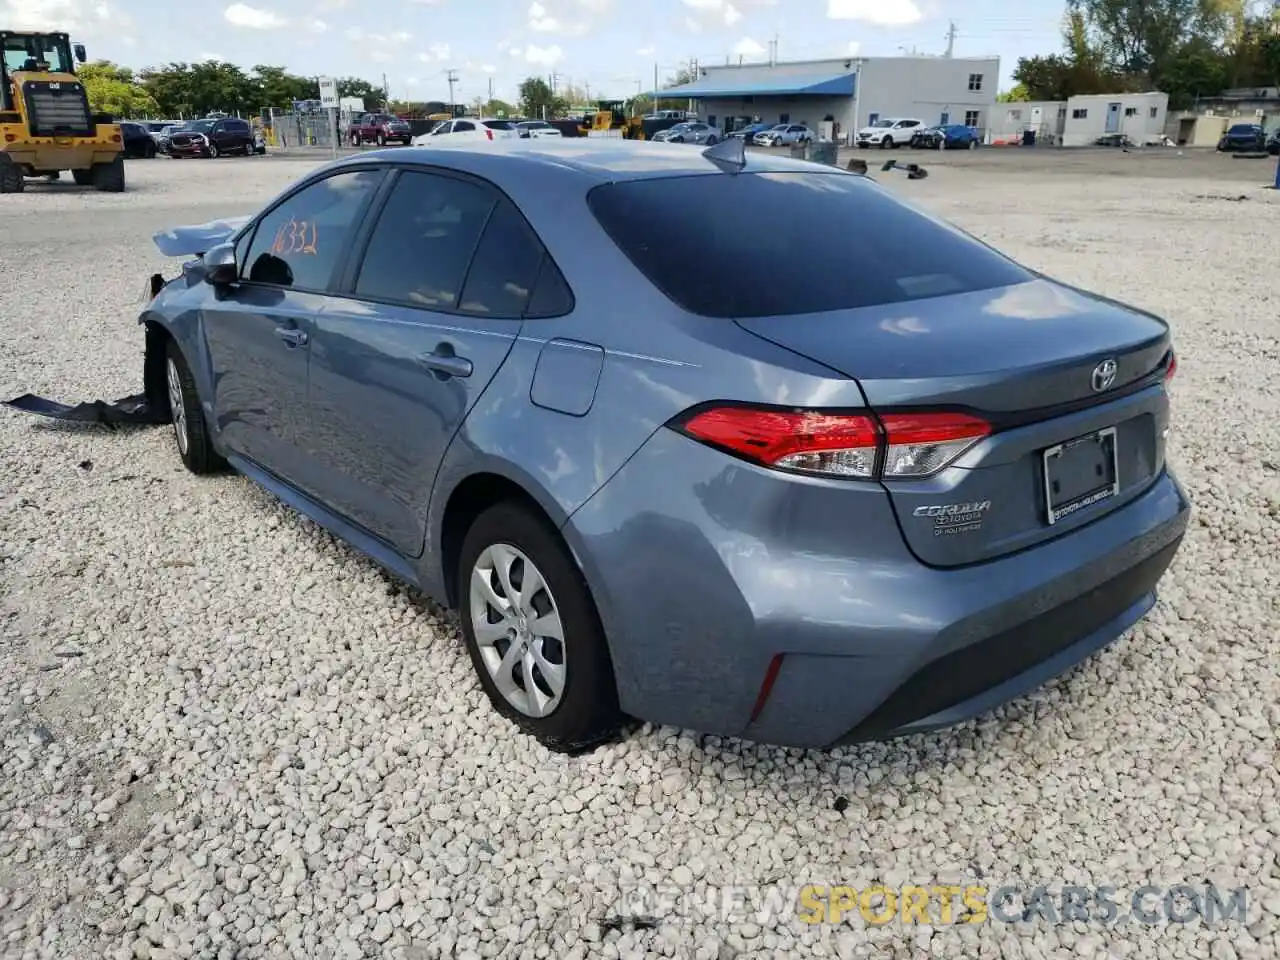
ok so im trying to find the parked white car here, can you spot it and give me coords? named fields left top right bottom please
left=855, top=118, right=924, bottom=149
left=515, top=120, right=563, bottom=139
left=412, top=118, right=519, bottom=145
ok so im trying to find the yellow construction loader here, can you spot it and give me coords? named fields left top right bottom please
left=0, top=30, right=125, bottom=193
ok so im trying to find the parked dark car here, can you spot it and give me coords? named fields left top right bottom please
left=1217, top=123, right=1266, bottom=152
left=168, top=117, right=254, bottom=158
left=909, top=123, right=980, bottom=150
left=140, top=140, right=1188, bottom=751
left=727, top=122, right=774, bottom=141
left=119, top=121, right=157, bottom=158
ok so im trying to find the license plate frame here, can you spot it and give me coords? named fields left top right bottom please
left=1042, top=426, right=1120, bottom=526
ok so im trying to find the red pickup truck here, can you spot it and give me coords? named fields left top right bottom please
left=347, top=113, right=413, bottom=146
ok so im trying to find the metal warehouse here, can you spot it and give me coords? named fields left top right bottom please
left=652, top=54, right=1000, bottom=144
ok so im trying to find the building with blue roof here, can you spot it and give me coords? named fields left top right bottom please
left=646, top=54, right=1000, bottom=145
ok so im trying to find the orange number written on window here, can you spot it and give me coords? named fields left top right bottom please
left=269, top=218, right=319, bottom=257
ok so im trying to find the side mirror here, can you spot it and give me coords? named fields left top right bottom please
left=202, top=242, right=238, bottom=286
left=74, top=43, right=87, bottom=63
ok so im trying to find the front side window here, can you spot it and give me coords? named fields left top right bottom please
left=454, top=120, right=475, bottom=132
left=242, top=169, right=383, bottom=290
left=354, top=170, right=495, bottom=311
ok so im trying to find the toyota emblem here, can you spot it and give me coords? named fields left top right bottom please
left=1091, top=358, right=1118, bottom=393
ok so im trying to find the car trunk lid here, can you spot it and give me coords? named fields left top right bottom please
left=734, top=279, right=1174, bottom=567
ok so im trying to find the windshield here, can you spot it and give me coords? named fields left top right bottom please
left=188, top=120, right=215, bottom=133
left=870, top=120, right=893, bottom=128
left=2, top=33, right=74, bottom=75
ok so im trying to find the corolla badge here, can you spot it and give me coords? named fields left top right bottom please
left=1091, top=358, right=1118, bottom=393
left=913, top=500, right=991, bottom=537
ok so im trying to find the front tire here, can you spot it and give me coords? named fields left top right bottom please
left=377, top=133, right=386, bottom=146
left=144, top=142, right=156, bottom=158
left=165, top=341, right=223, bottom=475
left=208, top=143, right=220, bottom=158
left=0, top=158, right=23, bottom=193
left=879, top=137, right=891, bottom=149
left=91, top=155, right=125, bottom=192
left=72, top=168, right=92, bottom=185
left=458, top=502, right=622, bottom=752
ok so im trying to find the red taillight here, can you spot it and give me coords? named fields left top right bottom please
left=679, top=406, right=880, bottom=478
left=673, top=405, right=990, bottom=480
left=485, top=128, right=493, bottom=140
left=1164, top=350, right=1177, bottom=383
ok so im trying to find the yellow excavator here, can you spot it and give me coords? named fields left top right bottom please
left=0, top=30, right=125, bottom=193
left=581, top=100, right=646, bottom=139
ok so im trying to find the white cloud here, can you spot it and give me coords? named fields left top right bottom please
left=524, top=44, right=563, bottom=66
left=827, top=0, right=921, bottom=27
left=846, top=40, right=861, bottom=55
left=684, top=16, right=701, bottom=32
left=528, top=0, right=559, bottom=30
left=481, top=63, right=497, bottom=73
left=575, top=0, right=611, bottom=9
left=223, top=2, right=286, bottom=28
left=429, top=41, right=451, bottom=60
left=635, top=45, right=655, bottom=56
left=307, top=18, right=327, bottom=33
left=681, top=0, right=721, bottom=7
left=732, top=37, right=764, bottom=57
left=405, top=77, right=419, bottom=86
left=199, top=51, right=225, bottom=62
left=723, top=2, right=740, bottom=25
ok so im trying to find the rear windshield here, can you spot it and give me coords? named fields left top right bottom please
left=586, top=171, right=1033, bottom=318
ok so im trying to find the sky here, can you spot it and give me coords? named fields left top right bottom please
left=2, top=0, right=1069, bottom=105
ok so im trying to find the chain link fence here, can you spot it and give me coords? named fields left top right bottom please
left=262, top=109, right=344, bottom=149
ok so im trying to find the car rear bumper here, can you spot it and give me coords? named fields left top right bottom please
left=565, top=428, right=1191, bottom=748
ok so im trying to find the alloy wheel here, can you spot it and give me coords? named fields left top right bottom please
left=469, top=543, right=567, bottom=718
left=166, top=357, right=189, bottom=456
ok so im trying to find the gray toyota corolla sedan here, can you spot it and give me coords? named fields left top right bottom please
left=139, top=139, right=1190, bottom=751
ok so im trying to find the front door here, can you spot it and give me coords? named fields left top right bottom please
left=1106, top=102, right=1121, bottom=133
left=201, top=166, right=385, bottom=493
left=307, top=168, right=549, bottom=556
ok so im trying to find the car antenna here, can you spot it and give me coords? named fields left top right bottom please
left=702, top=136, right=746, bottom=174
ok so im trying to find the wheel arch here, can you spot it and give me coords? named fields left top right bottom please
left=434, top=467, right=571, bottom=609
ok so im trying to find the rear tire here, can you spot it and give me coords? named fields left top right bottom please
left=458, top=502, right=622, bottom=752
left=0, top=158, right=23, bottom=193
left=144, top=142, right=156, bottom=158
left=72, top=168, right=92, bottom=185
left=91, top=155, right=125, bottom=192
left=165, top=340, right=224, bottom=475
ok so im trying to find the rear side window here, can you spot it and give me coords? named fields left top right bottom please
left=586, top=172, right=1032, bottom=318
left=458, top=200, right=547, bottom=318
left=354, top=170, right=495, bottom=311
left=454, top=120, right=475, bottom=132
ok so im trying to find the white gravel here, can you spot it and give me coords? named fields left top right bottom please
left=1, top=152, right=1278, bottom=960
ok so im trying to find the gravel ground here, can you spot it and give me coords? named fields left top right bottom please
left=1, top=154, right=1277, bottom=960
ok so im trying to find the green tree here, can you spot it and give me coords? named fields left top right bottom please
left=518, top=76, right=567, bottom=118
left=77, top=60, right=159, bottom=117
left=997, top=83, right=1032, bottom=101
left=252, top=65, right=317, bottom=110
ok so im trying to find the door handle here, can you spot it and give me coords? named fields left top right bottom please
left=417, top=346, right=473, bottom=379
left=275, top=327, right=308, bottom=347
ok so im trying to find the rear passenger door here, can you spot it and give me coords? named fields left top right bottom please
left=306, top=167, right=550, bottom=555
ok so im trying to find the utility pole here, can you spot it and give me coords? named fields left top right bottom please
left=487, top=75, right=494, bottom=110
left=444, top=68, right=458, bottom=112
left=944, top=21, right=957, bottom=58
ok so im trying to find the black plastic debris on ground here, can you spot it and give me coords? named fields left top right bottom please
left=4, top=392, right=167, bottom=426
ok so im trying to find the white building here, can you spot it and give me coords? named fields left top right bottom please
left=651, top=55, right=1000, bottom=143
left=1061, top=92, right=1169, bottom=146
